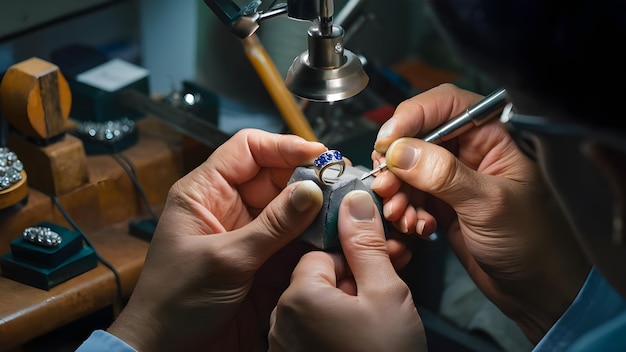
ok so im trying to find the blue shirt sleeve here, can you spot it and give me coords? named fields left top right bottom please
left=533, top=267, right=626, bottom=352
left=75, top=329, right=136, bottom=352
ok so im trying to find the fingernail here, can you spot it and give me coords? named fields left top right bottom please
left=345, top=191, right=375, bottom=221
left=291, top=180, right=322, bottom=212
left=400, top=217, right=409, bottom=234
left=416, top=219, right=425, bottom=235
left=374, top=118, right=397, bottom=154
left=376, top=117, right=396, bottom=142
left=387, top=142, right=419, bottom=170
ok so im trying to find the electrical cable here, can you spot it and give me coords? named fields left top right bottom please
left=109, top=146, right=159, bottom=223
left=51, top=195, right=123, bottom=305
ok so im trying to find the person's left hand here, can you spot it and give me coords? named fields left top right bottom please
left=107, top=129, right=327, bottom=351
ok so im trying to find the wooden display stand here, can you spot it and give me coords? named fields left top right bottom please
left=6, top=133, right=88, bottom=196
left=0, top=57, right=88, bottom=196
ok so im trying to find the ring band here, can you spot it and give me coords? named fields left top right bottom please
left=314, top=150, right=345, bottom=185
left=22, top=226, right=62, bottom=248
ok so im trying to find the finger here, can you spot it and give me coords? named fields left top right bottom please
left=370, top=170, right=402, bottom=199
left=289, top=250, right=349, bottom=290
left=391, top=204, right=416, bottom=234
left=386, top=238, right=412, bottom=270
left=380, top=180, right=423, bottom=223
left=385, top=137, right=488, bottom=207
left=391, top=204, right=437, bottom=237
left=196, top=129, right=327, bottom=186
left=226, top=180, right=324, bottom=265
left=396, top=206, right=437, bottom=237
left=269, top=306, right=278, bottom=327
left=390, top=248, right=412, bottom=270
left=371, top=150, right=386, bottom=171
left=374, top=84, right=482, bottom=154
left=289, top=251, right=354, bottom=295
left=269, top=250, right=348, bottom=350
left=386, top=238, right=407, bottom=259
left=383, top=188, right=410, bottom=222
left=337, top=276, right=357, bottom=296
left=337, top=190, right=399, bottom=294
left=414, top=207, right=437, bottom=237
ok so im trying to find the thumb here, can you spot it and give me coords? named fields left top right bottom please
left=233, top=180, right=323, bottom=265
left=338, top=191, right=401, bottom=295
left=385, top=137, right=486, bottom=206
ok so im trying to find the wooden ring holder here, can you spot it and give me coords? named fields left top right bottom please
left=0, top=57, right=88, bottom=196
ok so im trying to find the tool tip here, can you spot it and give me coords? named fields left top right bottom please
left=360, top=163, right=387, bottom=180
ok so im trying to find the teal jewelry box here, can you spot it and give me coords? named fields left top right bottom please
left=10, top=222, right=83, bottom=267
left=1, top=222, right=98, bottom=290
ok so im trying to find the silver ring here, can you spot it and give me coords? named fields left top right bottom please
left=314, top=150, right=345, bottom=185
left=22, top=226, right=62, bottom=248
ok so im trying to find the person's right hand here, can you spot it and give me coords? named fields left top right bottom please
left=268, top=190, right=427, bottom=351
left=371, top=83, right=591, bottom=343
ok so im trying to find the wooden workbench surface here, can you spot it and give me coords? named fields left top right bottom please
left=0, top=117, right=212, bottom=350
left=0, top=220, right=148, bottom=350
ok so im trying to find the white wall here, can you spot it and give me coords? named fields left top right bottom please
left=138, top=0, right=198, bottom=96
left=3, top=1, right=139, bottom=68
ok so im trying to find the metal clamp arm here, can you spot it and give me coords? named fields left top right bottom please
left=203, top=0, right=243, bottom=28
left=203, top=0, right=288, bottom=38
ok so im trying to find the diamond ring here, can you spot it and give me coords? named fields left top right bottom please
left=22, top=226, right=62, bottom=248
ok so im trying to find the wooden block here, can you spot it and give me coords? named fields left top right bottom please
left=53, top=182, right=101, bottom=233
left=7, top=133, right=88, bottom=196
left=0, top=57, right=71, bottom=139
left=86, top=137, right=179, bottom=224
left=88, top=154, right=140, bottom=224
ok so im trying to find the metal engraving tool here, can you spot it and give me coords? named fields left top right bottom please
left=360, top=88, right=509, bottom=180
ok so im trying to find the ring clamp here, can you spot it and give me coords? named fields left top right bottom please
left=313, top=150, right=345, bottom=185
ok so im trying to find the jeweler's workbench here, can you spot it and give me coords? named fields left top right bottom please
left=0, top=117, right=211, bottom=351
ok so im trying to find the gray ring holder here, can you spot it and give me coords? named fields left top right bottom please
left=288, top=164, right=388, bottom=250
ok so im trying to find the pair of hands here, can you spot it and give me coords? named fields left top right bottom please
left=107, top=129, right=416, bottom=351
left=108, top=83, right=590, bottom=351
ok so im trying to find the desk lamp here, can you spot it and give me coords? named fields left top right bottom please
left=204, top=0, right=369, bottom=102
